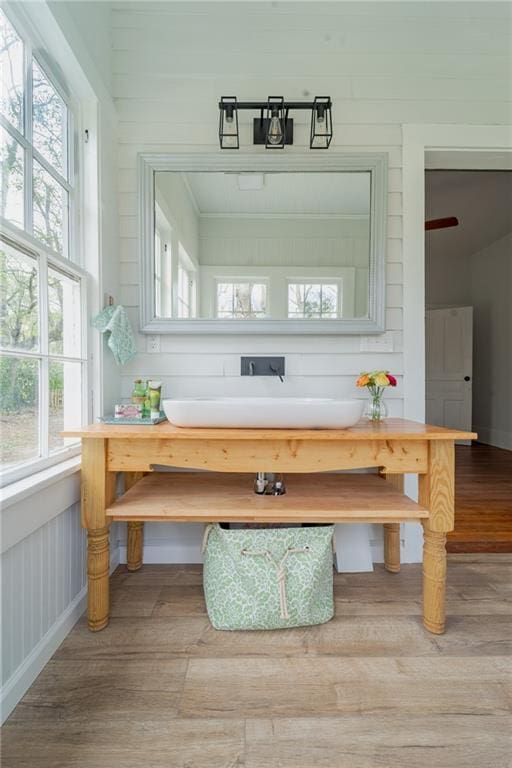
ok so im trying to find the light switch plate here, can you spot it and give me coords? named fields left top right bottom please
left=147, top=335, right=160, bottom=353
left=359, top=333, right=394, bottom=353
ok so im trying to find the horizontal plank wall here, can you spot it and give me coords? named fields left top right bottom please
left=112, top=1, right=511, bottom=567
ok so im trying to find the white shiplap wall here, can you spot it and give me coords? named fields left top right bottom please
left=112, top=1, right=511, bottom=564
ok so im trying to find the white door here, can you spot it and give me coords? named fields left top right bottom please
left=426, top=307, right=473, bottom=444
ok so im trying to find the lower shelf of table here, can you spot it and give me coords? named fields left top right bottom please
left=106, top=472, right=429, bottom=524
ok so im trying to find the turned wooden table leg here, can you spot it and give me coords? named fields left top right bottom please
left=419, top=440, right=454, bottom=634
left=81, top=439, right=116, bottom=632
left=383, top=524, right=401, bottom=573
left=87, top=526, right=111, bottom=631
left=125, top=472, right=144, bottom=572
left=422, top=522, right=447, bottom=634
left=127, top=522, right=144, bottom=571
left=382, top=473, right=403, bottom=573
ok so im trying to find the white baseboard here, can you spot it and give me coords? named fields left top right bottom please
left=119, top=542, right=203, bottom=565
left=110, top=541, right=120, bottom=572
left=122, top=534, right=376, bottom=572
left=370, top=540, right=421, bottom=566
left=0, top=586, right=87, bottom=724
left=119, top=532, right=424, bottom=572
left=121, top=541, right=419, bottom=572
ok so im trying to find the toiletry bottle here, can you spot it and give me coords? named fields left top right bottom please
left=143, top=381, right=151, bottom=418
left=148, top=381, right=162, bottom=419
left=132, top=379, right=146, bottom=408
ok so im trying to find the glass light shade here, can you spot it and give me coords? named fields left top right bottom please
left=219, top=97, right=239, bottom=149
left=310, top=97, right=333, bottom=149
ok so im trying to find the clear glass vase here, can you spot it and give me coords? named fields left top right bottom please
left=364, top=393, right=388, bottom=422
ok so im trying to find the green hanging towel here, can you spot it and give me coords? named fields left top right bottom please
left=91, top=305, right=137, bottom=365
left=202, top=523, right=335, bottom=631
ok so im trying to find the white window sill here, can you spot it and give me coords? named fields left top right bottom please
left=0, top=455, right=82, bottom=512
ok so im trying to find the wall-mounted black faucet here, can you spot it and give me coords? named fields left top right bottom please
left=241, top=356, right=285, bottom=382
left=268, top=363, right=284, bottom=383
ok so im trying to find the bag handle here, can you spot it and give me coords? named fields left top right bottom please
left=241, top=546, right=310, bottom=620
left=201, top=524, right=213, bottom=554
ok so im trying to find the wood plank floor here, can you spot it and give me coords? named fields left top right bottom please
left=2, top=557, right=511, bottom=768
left=449, top=443, right=512, bottom=553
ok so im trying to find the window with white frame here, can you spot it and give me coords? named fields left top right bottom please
left=287, top=281, right=341, bottom=319
left=0, top=9, right=86, bottom=484
left=216, top=281, right=267, bottom=319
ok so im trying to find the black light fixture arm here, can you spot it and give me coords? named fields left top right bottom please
left=218, top=99, right=332, bottom=111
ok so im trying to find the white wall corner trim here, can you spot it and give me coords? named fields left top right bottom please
left=403, top=123, right=512, bottom=423
left=402, top=125, right=512, bottom=558
left=404, top=128, right=512, bottom=393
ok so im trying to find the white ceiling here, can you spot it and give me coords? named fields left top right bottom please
left=425, top=170, right=512, bottom=260
left=182, top=172, right=371, bottom=216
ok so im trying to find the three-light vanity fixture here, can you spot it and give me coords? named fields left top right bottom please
left=218, top=96, right=333, bottom=150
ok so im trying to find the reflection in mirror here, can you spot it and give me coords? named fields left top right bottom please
left=153, top=171, right=371, bottom=321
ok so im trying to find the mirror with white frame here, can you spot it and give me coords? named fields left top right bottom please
left=139, top=154, right=387, bottom=334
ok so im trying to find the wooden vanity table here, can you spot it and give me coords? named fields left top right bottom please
left=65, top=418, right=475, bottom=635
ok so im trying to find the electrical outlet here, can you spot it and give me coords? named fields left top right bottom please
left=359, top=333, right=394, bottom=353
left=147, top=335, right=160, bottom=353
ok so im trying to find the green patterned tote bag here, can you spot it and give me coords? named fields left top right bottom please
left=202, top=524, right=335, bottom=630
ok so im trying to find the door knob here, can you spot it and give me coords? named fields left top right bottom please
left=464, top=376, right=471, bottom=382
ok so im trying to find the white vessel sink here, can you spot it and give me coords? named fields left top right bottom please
left=162, top=397, right=364, bottom=429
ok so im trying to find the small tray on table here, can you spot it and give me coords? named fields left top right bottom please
left=99, top=412, right=167, bottom=426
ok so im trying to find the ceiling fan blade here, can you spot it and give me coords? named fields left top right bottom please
left=425, top=216, right=459, bottom=231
